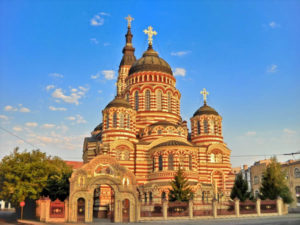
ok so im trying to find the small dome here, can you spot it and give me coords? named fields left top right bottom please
left=128, top=46, right=173, bottom=75
left=105, top=97, right=132, bottom=109
left=193, top=103, right=219, bottom=117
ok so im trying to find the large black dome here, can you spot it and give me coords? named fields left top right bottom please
left=128, top=46, right=173, bottom=75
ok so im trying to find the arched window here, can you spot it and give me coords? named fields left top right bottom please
left=254, top=176, right=259, bottom=185
left=126, top=93, right=130, bottom=102
left=189, top=155, right=193, bottom=170
left=210, top=121, right=215, bottom=134
left=113, top=112, right=117, bottom=128
left=106, top=113, right=109, bottom=129
left=202, top=191, right=205, bottom=202
left=168, top=154, right=174, bottom=170
left=157, top=90, right=162, bottom=110
left=197, top=121, right=201, bottom=134
left=204, top=119, right=209, bottom=133
left=152, top=157, right=155, bottom=172
left=161, top=192, right=166, bottom=202
left=149, top=192, right=153, bottom=203
left=127, top=114, right=130, bottom=129
left=167, top=92, right=172, bottom=112
left=210, top=153, right=216, bottom=163
left=135, top=91, right=139, bottom=111
left=144, top=193, right=147, bottom=203
left=159, top=155, right=163, bottom=171
left=295, top=168, right=300, bottom=178
left=120, top=113, right=124, bottom=128
left=145, top=90, right=150, bottom=110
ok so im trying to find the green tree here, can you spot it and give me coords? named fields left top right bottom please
left=260, top=157, right=293, bottom=204
left=168, top=168, right=194, bottom=202
left=41, top=156, right=72, bottom=201
left=230, top=172, right=250, bottom=202
left=0, top=148, right=72, bottom=206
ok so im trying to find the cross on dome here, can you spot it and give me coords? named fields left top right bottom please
left=201, top=88, right=209, bottom=104
left=143, top=26, right=157, bottom=46
left=125, top=15, right=134, bottom=28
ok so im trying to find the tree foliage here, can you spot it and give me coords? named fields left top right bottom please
left=0, top=148, right=72, bottom=206
left=260, top=157, right=293, bottom=204
left=230, top=172, right=250, bottom=202
left=168, top=168, right=194, bottom=202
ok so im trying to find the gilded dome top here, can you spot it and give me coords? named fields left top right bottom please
left=128, top=46, right=173, bottom=75
left=193, top=103, right=219, bottom=117
left=105, top=96, right=132, bottom=109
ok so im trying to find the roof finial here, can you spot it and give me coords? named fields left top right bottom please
left=143, top=26, right=157, bottom=47
left=125, top=15, right=134, bottom=28
left=200, top=88, right=209, bottom=105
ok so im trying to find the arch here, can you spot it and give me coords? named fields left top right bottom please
left=211, top=170, right=225, bottom=190
left=69, top=155, right=139, bottom=223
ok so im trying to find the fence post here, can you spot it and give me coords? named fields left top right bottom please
left=276, top=197, right=282, bottom=216
left=189, top=200, right=193, bottom=219
left=256, top=198, right=261, bottom=216
left=212, top=199, right=217, bottom=218
left=234, top=198, right=240, bottom=217
left=163, top=200, right=168, bottom=220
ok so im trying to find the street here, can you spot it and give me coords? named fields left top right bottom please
left=1, top=210, right=300, bottom=225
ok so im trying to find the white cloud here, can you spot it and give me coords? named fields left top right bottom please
left=71, top=88, right=77, bottom=92
left=19, top=107, right=30, bottom=113
left=173, top=68, right=186, bottom=77
left=283, top=128, right=296, bottom=135
left=78, top=86, right=89, bottom=92
left=66, top=116, right=76, bottom=121
left=90, top=12, right=109, bottom=26
left=90, top=38, right=99, bottom=44
left=49, top=73, right=63, bottom=78
left=4, top=105, right=30, bottom=112
left=4, top=105, right=17, bottom=111
left=13, top=126, right=22, bottom=132
left=66, top=114, right=87, bottom=124
left=91, top=73, right=100, bottom=79
left=269, top=21, right=280, bottom=29
left=98, top=90, right=102, bottom=94
left=171, top=51, right=190, bottom=56
left=267, top=64, right=278, bottom=73
left=25, top=122, right=38, bottom=127
left=246, top=131, right=257, bottom=136
left=46, top=85, right=55, bottom=91
left=42, top=123, right=56, bottom=129
left=52, top=89, right=80, bottom=105
left=0, top=115, right=8, bottom=120
left=49, top=106, right=67, bottom=111
left=103, top=42, right=110, bottom=46
left=102, top=70, right=116, bottom=80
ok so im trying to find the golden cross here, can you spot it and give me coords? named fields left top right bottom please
left=143, top=26, right=157, bottom=45
left=125, top=15, right=134, bottom=28
left=201, top=88, right=209, bottom=104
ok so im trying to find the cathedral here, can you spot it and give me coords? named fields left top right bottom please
left=68, top=16, right=235, bottom=222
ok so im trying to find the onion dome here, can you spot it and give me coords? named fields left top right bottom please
left=193, top=103, right=219, bottom=117
left=105, top=96, right=132, bottom=109
left=128, top=45, right=173, bottom=75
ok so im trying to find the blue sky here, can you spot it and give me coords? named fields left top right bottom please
left=0, top=0, right=299, bottom=167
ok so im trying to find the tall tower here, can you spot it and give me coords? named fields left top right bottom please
left=117, top=15, right=136, bottom=96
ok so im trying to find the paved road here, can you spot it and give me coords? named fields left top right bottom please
left=1, top=210, right=300, bottom=225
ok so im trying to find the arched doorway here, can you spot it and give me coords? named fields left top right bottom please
left=93, top=184, right=115, bottom=222
left=122, top=199, right=130, bottom=222
left=77, top=198, right=85, bottom=222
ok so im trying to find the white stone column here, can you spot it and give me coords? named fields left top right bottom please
left=256, top=198, right=261, bottom=216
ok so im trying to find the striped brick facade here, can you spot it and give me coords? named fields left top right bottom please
left=82, top=24, right=235, bottom=203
